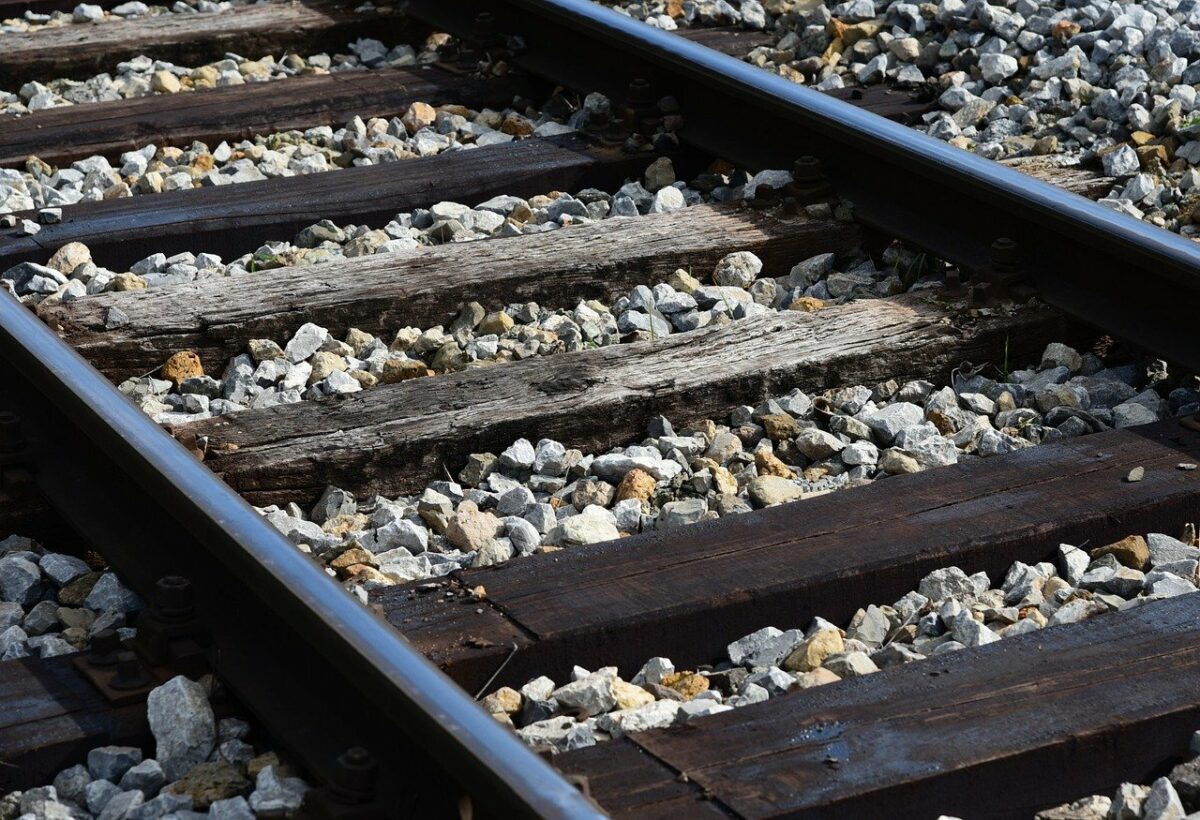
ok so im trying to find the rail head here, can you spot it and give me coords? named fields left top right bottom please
left=0, top=289, right=602, bottom=818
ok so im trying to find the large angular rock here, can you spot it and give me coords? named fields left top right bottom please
left=1093, top=535, right=1149, bottom=570
left=516, top=716, right=596, bottom=753
left=1110, top=782, right=1149, bottom=819
left=950, top=612, right=1000, bottom=647
left=147, top=675, right=216, bottom=780
left=918, top=566, right=976, bottom=602
left=1148, top=533, right=1200, bottom=567
left=53, top=764, right=92, bottom=805
left=1169, top=757, right=1200, bottom=811
left=631, top=657, right=674, bottom=686
left=119, top=759, right=165, bottom=796
left=547, top=508, right=620, bottom=547
left=793, top=428, right=844, bottom=459
left=247, top=766, right=307, bottom=815
left=1142, top=776, right=1186, bottom=820
left=1057, top=544, right=1090, bottom=586
left=87, top=746, right=143, bottom=782
left=39, top=553, right=91, bottom=586
left=712, top=251, right=763, bottom=288
left=727, top=626, right=805, bottom=668
left=209, top=797, right=255, bottom=820
left=97, top=789, right=144, bottom=820
left=846, top=605, right=891, bottom=648
left=857, top=402, right=924, bottom=444
left=783, top=627, right=844, bottom=672
left=84, top=572, right=142, bottom=612
left=0, top=555, right=42, bottom=606
left=747, top=475, right=804, bottom=507
left=659, top=498, right=708, bottom=529
left=595, top=700, right=682, bottom=739
left=823, top=651, right=879, bottom=678
left=498, top=438, right=536, bottom=471
left=552, top=672, right=617, bottom=717
left=445, top=501, right=501, bottom=551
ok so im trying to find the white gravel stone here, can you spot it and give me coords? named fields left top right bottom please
left=858, top=402, right=925, bottom=444
left=631, top=657, right=674, bottom=686
left=1142, top=777, right=1186, bottom=820
left=727, top=626, right=805, bottom=668
left=918, top=566, right=976, bottom=601
left=87, top=746, right=142, bottom=782
left=248, top=766, right=308, bottom=814
left=596, top=700, right=682, bottom=738
left=978, top=53, right=1019, bottom=83
left=516, top=716, right=596, bottom=752
left=547, top=508, right=620, bottom=547
left=552, top=671, right=617, bottom=716
left=284, top=323, right=330, bottom=363
left=499, top=438, right=536, bottom=471
left=147, top=675, right=216, bottom=779
left=713, top=251, right=763, bottom=289
left=38, top=553, right=90, bottom=586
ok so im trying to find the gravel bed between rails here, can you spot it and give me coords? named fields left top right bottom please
left=1, top=0, right=253, bottom=35
left=1033, top=742, right=1200, bottom=818
left=1, top=82, right=600, bottom=220
left=87, top=161, right=871, bottom=425
left=474, top=527, right=1200, bottom=753
left=0, top=31, right=450, bottom=119
left=3, top=148, right=716, bottom=305
left=0, top=671, right=312, bottom=818
left=604, top=0, right=1200, bottom=238
left=0, top=534, right=140, bottom=661
left=254, top=340, right=1197, bottom=594
left=0, top=81, right=679, bottom=231
left=0, top=535, right=311, bottom=817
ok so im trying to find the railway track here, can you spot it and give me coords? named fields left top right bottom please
left=2, top=0, right=1200, bottom=817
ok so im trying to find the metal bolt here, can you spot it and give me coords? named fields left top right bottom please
left=110, top=650, right=151, bottom=690
left=990, top=237, right=1019, bottom=272
left=153, top=575, right=194, bottom=622
left=792, top=156, right=824, bottom=184
left=88, top=628, right=122, bottom=666
left=330, top=747, right=378, bottom=803
left=471, top=12, right=501, bottom=47
left=788, top=156, right=833, bottom=204
left=473, top=11, right=494, bottom=32
left=0, top=411, right=23, bottom=455
left=626, top=78, right=653, bottom=109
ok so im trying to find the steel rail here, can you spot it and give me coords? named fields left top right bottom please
left=406, top=0, right=1200, bottom=372
left=0, top=290, right=602, bottom=818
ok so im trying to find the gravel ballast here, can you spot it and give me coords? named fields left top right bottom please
left=604, top=0, right=1200, bottom=237
left=1033, top=748, right=1200, bottom=818
left=93, top=162, right=876, bottom=425
left=0, top=534, right=141, bottom=660
left=255, top=340, right=1196, bottom=595
left=0, top=82, right=587, bottom=217
left=0, top=32, right=450, bottom=118
left=2, top=145, right=705, bottom=307
left=2, top=0, right=249, bottom=35
left=0, top=673, right=312, bottom=818
left=485, top=526, right=1200, bottom=753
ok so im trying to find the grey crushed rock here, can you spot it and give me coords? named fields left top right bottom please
left=147, top=675, right=216, bottom=779
left=495, top=520, right=1195, bottom=751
